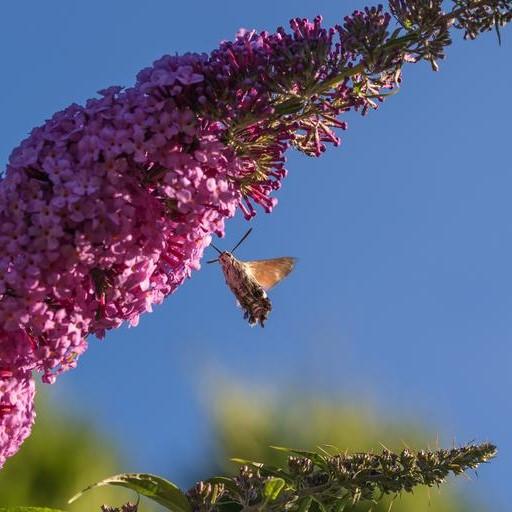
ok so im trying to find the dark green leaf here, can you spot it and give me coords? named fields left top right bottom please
left=214, top=501, right=243, bottom=512
left=296, top=496, right=313, bottom=512
left=311, top=497, right=328, bottom=512
left=68, top=473, right=191, bottom=512
left=332, top=501, right=346, bottom=512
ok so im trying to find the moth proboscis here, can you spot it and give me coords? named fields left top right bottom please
left=208, top=228, right=296, bottom=327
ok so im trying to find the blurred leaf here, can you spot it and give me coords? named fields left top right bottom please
left=230, top=457, right=255, bottom=465
left=0, top=392, right=123, bottom=511
left=69, top=474, right=191, bottom=512
left=0, top=509, right=66, bottom=512
left=262, top=477, right=285, bottom=501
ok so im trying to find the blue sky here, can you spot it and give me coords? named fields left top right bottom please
left=1, top=1, right=511, bottom=509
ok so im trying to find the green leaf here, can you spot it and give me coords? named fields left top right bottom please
left=365, top=89, right=400, bottom=100
left=0, top=509, right=66, bottom=512
left=296, top=496, right=313, bottom=512
left=213, top=503, right=243, bottom=512
left=68, top=473, right=191, bottom=512
left=332, top=501, right=346, bottom=512
left=263, top=477, right=285, bottom=501
left=310, top=498, right=328, bottom=512
left=269, top=446, right=315, bottom=457
left=258, top=465, right=294, bottom=483
left=230, top=457, right=256, bottom=465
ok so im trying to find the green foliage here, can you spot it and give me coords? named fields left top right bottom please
left=0, top=389, right=496, bottom=512
left=262, top=477, right=286, bottom=502
left=205, top=388, right=490, bottom=512
left=69, top=474, right=191, bottom=512
left=0, top=392, right=126, bottom=511
left=70, top=443, right=495, bottom=512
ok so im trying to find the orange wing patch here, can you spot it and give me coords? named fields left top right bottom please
left=243, top=257, right=296, bottom=290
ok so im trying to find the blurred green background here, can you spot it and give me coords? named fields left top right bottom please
left=0, top=385, right=485, bottom=512
left=0, top=392, right=126, bottom=510
left=200, top=385, right=485, bottom=512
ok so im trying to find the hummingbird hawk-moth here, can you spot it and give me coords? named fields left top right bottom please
left=208, top=228, right=296, bottom=327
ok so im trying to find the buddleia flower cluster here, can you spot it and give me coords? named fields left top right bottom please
left=1, top=0, right=511, bottom=467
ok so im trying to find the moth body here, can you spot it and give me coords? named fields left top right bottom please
left=219, top=252, right=272, bottom=327
left=209, top=228, right=295, bottom=327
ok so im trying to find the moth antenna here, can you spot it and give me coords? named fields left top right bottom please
left=206, top=258, right=219, bottom=264
left=231, top=228, right=253, bottom=254
left=210, top=243, right=222, bottom=255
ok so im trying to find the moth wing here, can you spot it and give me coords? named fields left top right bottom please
left=243, top=257, right=296, bottom=291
